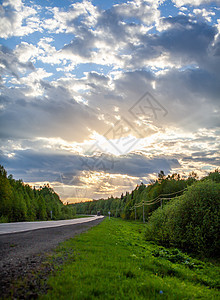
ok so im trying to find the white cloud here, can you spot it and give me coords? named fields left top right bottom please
left=14, top=42, right=39, bottom=63
left=37, top=38, right=63, bottom=65
left=179, top=6, right=188, bottom=11
left=114, top=0, right=161, bottom=26
left=172, top=0, right=220, bottom=6
left=14, top=68, right=53, bottom=97
left=193, top=8, right=215, bottom=22
left=0, top=45, right=34, bottom=80
left=0, top=0, right=42, bottom=38
left=2, top=0, right=21, bottom=10
left=14, top=39, right=65, bottom=67
left=40, top=0, right=161, bottom=69
left=43, top=0, right=100, bottom=34
left=214, top=18, right=220, bottom=40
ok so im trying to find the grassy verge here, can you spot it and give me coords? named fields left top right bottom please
left=41, top=218, right=220, bottom=300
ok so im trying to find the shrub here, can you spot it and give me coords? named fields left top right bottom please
left=145, top=180, right=220, bottom=257
left=204, top=169, right=220, bottom=183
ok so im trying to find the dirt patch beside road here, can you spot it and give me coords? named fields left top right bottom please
left=0, top=218, right=104, bottom=299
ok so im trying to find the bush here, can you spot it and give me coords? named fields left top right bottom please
left=204, top=169, right=220, bottom=183
left=145, top=180, right=220, bottom=257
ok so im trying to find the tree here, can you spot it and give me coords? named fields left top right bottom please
left=37, top=195, right=47, bottom=220
left=0, top=166, right=13, bottom=221
left=158, top=170, right=165, bottom=182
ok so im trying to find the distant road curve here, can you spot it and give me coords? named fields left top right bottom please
left=0, top=215, right=104, bottom=235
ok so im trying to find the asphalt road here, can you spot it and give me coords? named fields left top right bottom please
left=0, top=217, right=105, bottom=298
left=0, top=215, right=104, bottom=234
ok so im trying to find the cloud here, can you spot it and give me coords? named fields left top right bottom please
left=1, top=126, right=219, bottom=190
left=14, top=42, right=39, bottom=63
left=78, top=15, right=220, bottom=133
left=193, top=8, right=215, bottom=22
left=172, top=0, right=220, bottom=7
left=50, top=0, right=161, bottom=68
left=158, top=16, right=216, bottom=60
left=2, top=15, right=219, bottom=143
left=182, top=155, right=220, bottom=165
left=113, top=0, right=160, bottom=25
left=0, top=0, right=41, bottom=38
left=126, top=15, right=217, bottom=70
left=58, top=11, right=219, bottom=82
left=13, top=39, right=66, bottom=67
left=0, top=80, right=107, bottom=142
left=0, top=0, right=220, bottom=200
left=0, top=45, right=34, bottom=79
left=43, top=1, right=99, bottom=34
left=0, top=148, right=180, bottom=183
left=11, top=68, right=53, bottom=97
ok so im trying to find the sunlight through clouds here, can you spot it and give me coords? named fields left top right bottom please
left=0, top=0, right=219, bottom=202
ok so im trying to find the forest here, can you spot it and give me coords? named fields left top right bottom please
left=0, top=165, right=76, bottom=223
left=73, top=170, right=199, bottom=218
left=73, top=169, right=220, bottom=257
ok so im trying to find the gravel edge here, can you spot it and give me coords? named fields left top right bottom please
left=0, top=218, right=104, bottom=299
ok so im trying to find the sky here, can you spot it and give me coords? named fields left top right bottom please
left=0, top=0, right=220, bottom=204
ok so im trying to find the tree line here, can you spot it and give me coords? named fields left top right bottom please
left=0, top=165, right=76, bottom=223
left=73, top=170, right=200, bottom=219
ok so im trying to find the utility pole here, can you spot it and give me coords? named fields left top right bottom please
left=143, top=202, right=145, bottom=223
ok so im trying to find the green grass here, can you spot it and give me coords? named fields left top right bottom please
left=41, top=218, right=220, bottom=300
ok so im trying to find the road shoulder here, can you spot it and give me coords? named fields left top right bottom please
left=0, top=218, right=104, bottom=299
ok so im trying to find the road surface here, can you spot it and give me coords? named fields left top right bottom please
left=0, top=215, right=104, bottom=234
left=0, top=217, right=105, bottom=298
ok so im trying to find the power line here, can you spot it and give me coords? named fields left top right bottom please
left=143, top=188, right=187, bottom=204
left=129, top=187, right=187, bottom=211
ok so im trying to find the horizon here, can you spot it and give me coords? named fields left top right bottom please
left=3, top=165, right=214, bottom=204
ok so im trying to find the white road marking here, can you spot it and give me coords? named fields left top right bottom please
left=0, top=216, right=104, bottom=235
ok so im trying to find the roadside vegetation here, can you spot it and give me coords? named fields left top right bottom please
left=0, top=165, right=76, bottom=222
left=40, top=218, right=219, bottom=299
left=73, top=170, right=219, bottom=221
left=74, top=169, right=220, bottom=258
left=145, top=180, right=220, bottom=257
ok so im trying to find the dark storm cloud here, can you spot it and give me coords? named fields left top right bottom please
left=111, top=153, right=180, bottom=177
left=0, top=150, right=81, bottom=182
left=1, top=149, right=180, bottom=183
